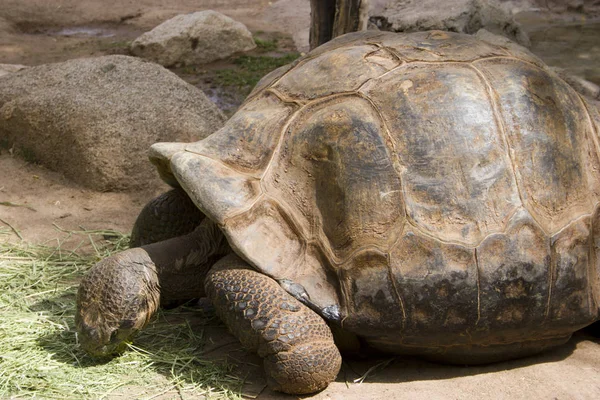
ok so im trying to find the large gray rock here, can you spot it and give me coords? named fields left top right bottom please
left=130, top=10, right=257, bottom=67
left=371, top=0, right=530, bottom=46
left=0, top=55, right=226, bottom=191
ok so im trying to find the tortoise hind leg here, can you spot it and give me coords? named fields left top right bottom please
left=205, top=254, right=342, bottom=394
left=131, top=188, right=205, bottom=247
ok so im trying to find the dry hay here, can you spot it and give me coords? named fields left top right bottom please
left=0, top=228, right=243, bottom=399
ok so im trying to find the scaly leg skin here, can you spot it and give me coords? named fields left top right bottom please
left=76, top=218, right=229, bottom=357
left=205, top=254, right=342, bottom=395
left=130, top=188, right=206, bottom=247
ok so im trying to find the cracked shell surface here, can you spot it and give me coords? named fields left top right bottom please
left=153, top=31, right=600, bottom=351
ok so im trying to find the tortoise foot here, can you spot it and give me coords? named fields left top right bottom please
left=205, top=254, right=342, bottom=394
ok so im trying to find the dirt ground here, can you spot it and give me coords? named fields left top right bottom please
left=2, top=1, right=600, bottom=399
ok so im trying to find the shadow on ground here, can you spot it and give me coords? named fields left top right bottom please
left=31, top=289, right=598, bottom=399
left=337, top=334, right=583, bottom=386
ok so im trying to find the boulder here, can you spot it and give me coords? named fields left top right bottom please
left=371, top=0, right=530, bottom=46
left=0, top=64, right=27, bottom=78
left=130, top=10, right=256, bottom=67
left=0, top=55, right=226, bottom=191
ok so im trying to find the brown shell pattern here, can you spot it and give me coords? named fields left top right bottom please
left=158, top=31, right=600, bottom=347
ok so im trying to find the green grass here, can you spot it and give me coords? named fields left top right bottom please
left=254, top=37, right=278, bottom=52
left=18, top=146, right=40, bottom=164
left=0, top=230, right=243, bottom=399
left=98, top=40, right=132, bottom=52
left=215, top=53, right=300, bottom=91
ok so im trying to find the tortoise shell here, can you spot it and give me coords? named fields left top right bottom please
left=151, top=31, right=600, bottom=354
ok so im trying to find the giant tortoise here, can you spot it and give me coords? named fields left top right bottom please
left=76, top=30, right=600, bottom=394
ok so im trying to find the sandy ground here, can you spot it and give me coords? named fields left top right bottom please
left=2, top=1, right=600, bottom=399
left=0, top=154, right=149, bottom=244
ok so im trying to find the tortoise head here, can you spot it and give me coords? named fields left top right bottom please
left=75, top=249, right=160, bottom=357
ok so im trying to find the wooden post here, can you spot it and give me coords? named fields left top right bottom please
left=309, top=0, right=336, bottom=51
left=310, top=0, right=367, bottom=50
left=332, top=0, right=365, bottom=38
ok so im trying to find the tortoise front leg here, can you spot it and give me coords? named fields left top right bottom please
left=205, top=254, right=342, bottom=394
left=130, top=188, right=206, bottom=247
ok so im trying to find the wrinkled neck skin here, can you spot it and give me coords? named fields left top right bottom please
left=141, top=219, right=230, bottom=306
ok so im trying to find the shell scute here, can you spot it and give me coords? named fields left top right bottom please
left=302, top=30, right=386, bottom=59
left=549, top=214, right=596, bottom=327
left=170, top=151, right=261, bottom=224
left=185, top=92, right=296, bottom=174
left=377, top=30, right=506, bottom=62
left=476, top=209, right=550, bottom=336
left=247, top=63, right=296, bottom=99
left=225, top=200, right=342, bottom=310
left=338, top=250, right=401, bottom=333
left=224, top=199, right=304, bottom=277
left=262, top=96, right=405, bottom=260
left=272, top=44, right=400, bottom=100
left=363, top=62, right=521, bottom=246
left=475, top=58, right=600, bottom=233
left=375, top=228, right=479, bottom=348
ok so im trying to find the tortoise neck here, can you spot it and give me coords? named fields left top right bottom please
left=141, top=218, right=230, bottom=305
